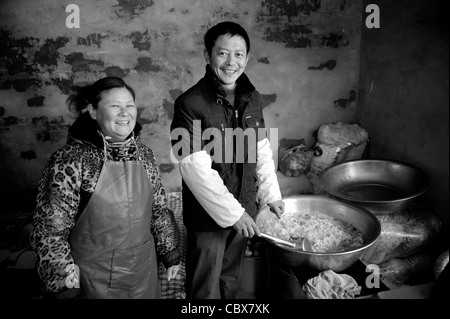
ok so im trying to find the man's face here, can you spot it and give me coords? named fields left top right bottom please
left=205, top=34, right=250, bottom=90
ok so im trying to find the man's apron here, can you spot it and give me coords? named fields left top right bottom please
left=70, top=142, right=161, bottom=299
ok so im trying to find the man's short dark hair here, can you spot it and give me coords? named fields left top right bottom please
left=204, top=21, right=250, bottom=56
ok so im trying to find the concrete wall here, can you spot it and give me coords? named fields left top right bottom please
left=0, top=0, right=363, bottom=215
left=357, top=0, right=449, bottom=243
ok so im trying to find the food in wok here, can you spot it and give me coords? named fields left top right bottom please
left=258, top=211, right=364, bottom=253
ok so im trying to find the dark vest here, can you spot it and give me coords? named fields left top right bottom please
left=172, top=67, right=266, bottom=231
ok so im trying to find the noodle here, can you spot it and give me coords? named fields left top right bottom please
left=260, top=211, right=364, bottom=253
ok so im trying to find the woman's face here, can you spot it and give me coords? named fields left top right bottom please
left=205, top=34, right=250, bottom=90
left=88, top=87, right=137, bottom=141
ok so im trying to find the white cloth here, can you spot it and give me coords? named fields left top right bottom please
left=178, top=137, right=282, bottom=228
left=302, top=270, right=362, bottom=299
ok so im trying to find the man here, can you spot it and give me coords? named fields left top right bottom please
left=170, top=21, right=283, bottom=299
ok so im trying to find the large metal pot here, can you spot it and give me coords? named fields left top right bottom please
left=255, top=195, right=381, bottom=272
left=319, top=159, right=429, bottom=214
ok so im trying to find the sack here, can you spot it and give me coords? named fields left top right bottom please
left=310, top=142, right=350, bottom=174
left=378, top=252, right=433, bottom=289
left=310, top=122, right=369, bottom=174
left=317, top=122, right=369, bottom=146
left=362, top=204, right=441, bottom=264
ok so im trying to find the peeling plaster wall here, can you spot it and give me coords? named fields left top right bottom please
left=0, top=0, right=362, bottom=214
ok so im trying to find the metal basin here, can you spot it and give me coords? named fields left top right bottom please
left=255, top=195, right=381, bottom=272
left=319, top=159, right=429, bottom=215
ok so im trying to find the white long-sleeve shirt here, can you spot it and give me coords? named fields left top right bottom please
left=178, top=137, right=282, bottom=228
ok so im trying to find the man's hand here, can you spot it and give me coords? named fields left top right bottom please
left=267, top=200, right=285, bottom=219
left=233, top=211, right=261, bottom=238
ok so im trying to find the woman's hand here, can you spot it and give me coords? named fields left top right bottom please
left=167, top=264, right=180, bottom=281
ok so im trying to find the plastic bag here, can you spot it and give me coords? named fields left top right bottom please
left=278, top=139, right=313, bottom=177
left=362, top=204, right=441, bottom=264
left=378, top=252, right=433, bottom=289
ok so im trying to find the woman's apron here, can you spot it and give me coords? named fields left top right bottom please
left=70, top=140, right=161, bottom=299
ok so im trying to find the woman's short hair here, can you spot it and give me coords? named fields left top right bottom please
left=67, top=76, right=135, bottom=115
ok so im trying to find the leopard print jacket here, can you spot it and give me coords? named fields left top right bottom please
left=31, top=115, right=180, bottom=294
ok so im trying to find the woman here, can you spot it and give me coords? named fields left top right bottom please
left=31, top=76, right=180, bottom=299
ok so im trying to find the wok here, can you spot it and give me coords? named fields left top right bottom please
left=255, top=195, right=381, bottom=272
left=319, top=159, right=429, bottom=214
